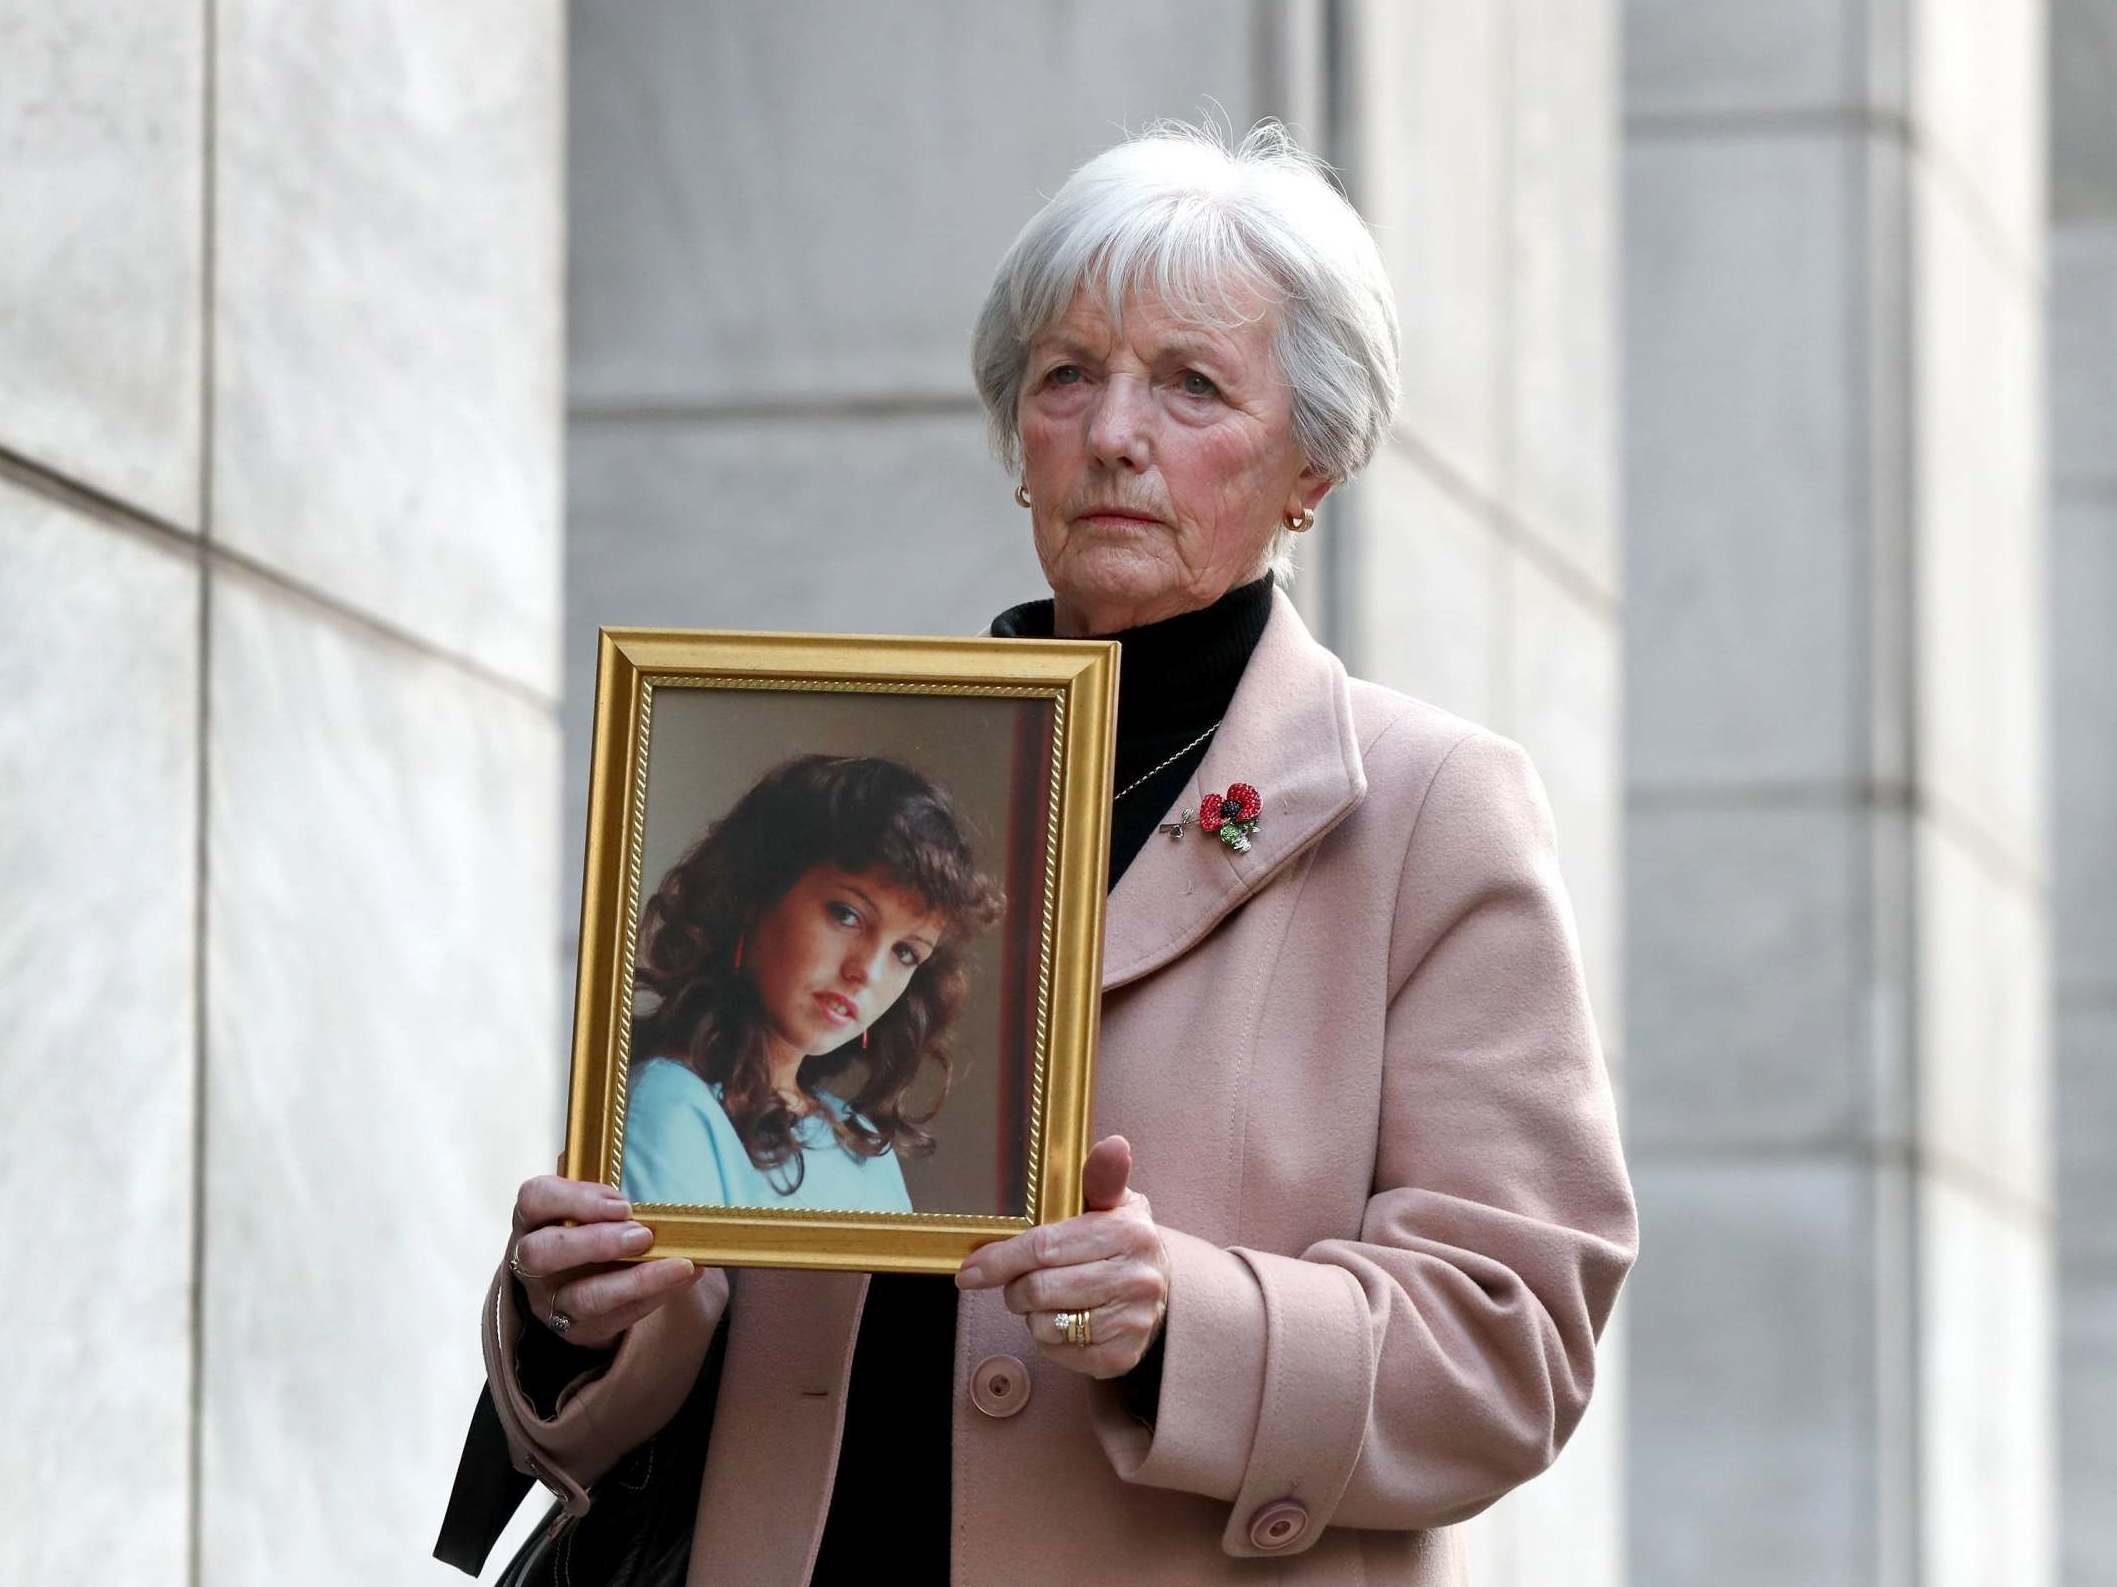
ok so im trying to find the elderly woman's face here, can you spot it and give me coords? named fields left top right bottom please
left=1017, top=282, right=1330, bottom=635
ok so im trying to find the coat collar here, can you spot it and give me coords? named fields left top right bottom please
left=1100, top=588, right=1366, bottom=991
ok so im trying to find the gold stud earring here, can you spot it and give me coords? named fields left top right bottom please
left=1283, top=507, right=1315, bottom=533
left=1014, top=482, right=1033, bottom=509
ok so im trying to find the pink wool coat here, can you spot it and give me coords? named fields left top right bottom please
left=482, top=590, right=1638, bottom=1585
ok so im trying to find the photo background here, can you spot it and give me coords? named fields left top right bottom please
left=629, top=683, right=1055, bottom=1217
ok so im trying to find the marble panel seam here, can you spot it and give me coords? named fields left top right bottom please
left=187, top=561, right=209, bottom=1587
left=5, top=449, right=558, bottom=713
left=204, top=553, right=557, bottom=713
left=1382, top=428, right=1618, bottom=614
left=1, top=444, right=202, bottom=550
left=1920, top=786, right=2049, bottom=898
left=1909, top=137, right=2047, bottom=294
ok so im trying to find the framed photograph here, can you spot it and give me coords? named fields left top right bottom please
left=561, top=627, right=1118, bottom=1274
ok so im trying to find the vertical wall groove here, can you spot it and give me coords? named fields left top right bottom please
left=186, top=0, right=216, bottom=1581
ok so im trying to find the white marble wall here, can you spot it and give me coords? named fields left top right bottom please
left=565, top=3, right=1627, bottom=1581
left=0, top=3, right=565, bottom=1582
left=0, top=478, right=199, bottom=1584
left=1624, top=2, right=2055, bottom=1584
left=2050, top=4, right=2117, bottom=1582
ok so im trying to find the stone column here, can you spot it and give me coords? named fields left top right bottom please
left=1623, top=3, right=2053, bottom=1584
left=1331, top=4, right=1627, bottom=1583
left=0, top=2, right=566, bottom=1582
left=2050, top=2, right=2117, bottom=1583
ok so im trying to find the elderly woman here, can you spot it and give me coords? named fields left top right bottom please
left=445, top=121, right=1635, bottom=1586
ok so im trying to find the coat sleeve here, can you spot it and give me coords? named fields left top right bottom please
left=1091, top=729, right=1638, bottom=1556
left=480, top=1253, right=730, bottom=1514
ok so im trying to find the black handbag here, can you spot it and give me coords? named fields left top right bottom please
left=437, top=1308, right=728, bottom=1586
left=507, top=1320, right=726, bottom=1587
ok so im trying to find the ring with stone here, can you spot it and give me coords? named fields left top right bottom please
left=1053, top=1309, right=1092, bottom=1348
left=547, top=1307, right=574, bottom=1337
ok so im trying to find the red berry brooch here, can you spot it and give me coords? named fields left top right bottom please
left=1197, top=782, right=1263, bottom=853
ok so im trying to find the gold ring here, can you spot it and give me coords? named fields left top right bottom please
left=1053, top=1309, right=1093, bottom=1347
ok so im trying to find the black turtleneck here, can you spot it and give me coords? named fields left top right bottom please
left=810, top=574, right=1276, bottom=1584
left=990, top=571, right=1275, bottom=886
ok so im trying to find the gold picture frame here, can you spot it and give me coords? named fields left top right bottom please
left=564, top=626, right=1117, bottom=1274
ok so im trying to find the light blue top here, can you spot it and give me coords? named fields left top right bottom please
left=620, top=1056, right=914, bottom=1214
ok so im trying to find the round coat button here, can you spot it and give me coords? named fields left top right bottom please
left=1248, top=1499, right=1310, bottom=1551
left=970, top=1354, right=1031, bottom=1418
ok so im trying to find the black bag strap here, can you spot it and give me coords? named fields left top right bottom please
left=433, top=1382, right=535, bottom=1576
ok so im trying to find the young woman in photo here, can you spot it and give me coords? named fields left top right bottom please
left=619, top=752, right=1003, bottom=1213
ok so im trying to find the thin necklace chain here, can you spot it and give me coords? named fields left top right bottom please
left=1113, top=720, right=1224, bottom=804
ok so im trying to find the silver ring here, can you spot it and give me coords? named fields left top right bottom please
left=547, top=1307, right=574, bottom=1337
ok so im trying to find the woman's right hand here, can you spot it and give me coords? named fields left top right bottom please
left=508, top=1174, right=702, bottom=1351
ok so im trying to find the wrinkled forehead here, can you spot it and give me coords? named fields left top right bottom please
left=1032, top=276, right=1279, bottom=365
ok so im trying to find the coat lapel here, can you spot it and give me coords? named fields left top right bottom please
left=1101, top=589, right=1366, bottom=991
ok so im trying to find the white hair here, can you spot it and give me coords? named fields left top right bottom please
left=971, top=118, right=1401, bottom=577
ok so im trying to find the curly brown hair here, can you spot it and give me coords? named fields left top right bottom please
left=630, top=754, right=1004, bottom=1193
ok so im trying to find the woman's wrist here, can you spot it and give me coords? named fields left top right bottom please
left=1118, top=1328, right=1167, bottom=1426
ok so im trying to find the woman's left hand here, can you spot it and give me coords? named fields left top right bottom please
left=955, top=1134, right=1171, bottom=1379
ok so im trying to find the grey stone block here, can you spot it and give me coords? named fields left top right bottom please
left=1624, top=135, right=1858, bottom=791
left=568, top=0, right=1265, bottom=408
left=1348, top=0, right=1506, bottom=502
left=2051, top=225, right=2117, bottom=485
left=0, top=1, right=204, bottom=524
left=212, top=0, right=564, bottom=695
left=1626, top=1156, right=1876, bottom=1587
left=1916, top=818, right=2050, bottom=1211
left=2053, top=494, right=2117, bottom=991
left=0, top=482, right=197, bottom=1583
left=200, top=575, right=561, bottom=1584
left=1625, top=800, right=1867, bottom=1150
left=1624, top=0, right=1856, bottom=117
left=1509, top=0, right=1619, bottom=598
left=2057, top=1003, right=2117, bottom=1267
left=2053, top=0, right=2117, bottom=225
left=1911, top=166, right=2048, bottom=873
left=2060, top=1273, right=2117, bottom=1587
left=1918, top=1175, right=2055, bottom=1587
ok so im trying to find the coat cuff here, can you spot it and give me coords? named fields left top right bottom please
left=481, top=1258, right=728, bottom=1513
left=1087, top=1233, right=1376, bottom=1559
left=1216, top=1248, right=1375, bottom=1557
left=1089, top=1227, right=1265, bottom=1502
